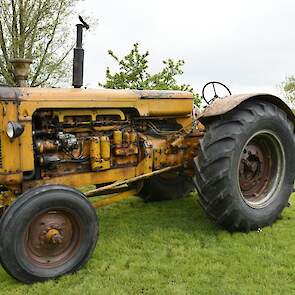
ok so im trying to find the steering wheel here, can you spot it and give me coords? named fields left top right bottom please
left=202, top=81, right=232, bottom=105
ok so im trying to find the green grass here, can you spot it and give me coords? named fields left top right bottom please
left=0, top=192, right=294, bottom=295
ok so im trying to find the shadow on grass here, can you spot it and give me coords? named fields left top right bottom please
left=96, top=192, right=223, bottom=248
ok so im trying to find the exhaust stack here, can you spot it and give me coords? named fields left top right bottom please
left=72, top=16, right=89, bottom=88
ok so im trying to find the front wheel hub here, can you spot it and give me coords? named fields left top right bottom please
left=44, top=228, right=64, bottom=245
left=26, top=210, right=80, bottom=266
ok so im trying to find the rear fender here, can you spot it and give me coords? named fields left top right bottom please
left=198, top=93, right=295, bottom=125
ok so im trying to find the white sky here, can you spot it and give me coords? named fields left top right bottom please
left=78, top=0, right=295, bottom=97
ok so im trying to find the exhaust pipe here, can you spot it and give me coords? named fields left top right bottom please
left=72, top=16, right=89, bottom=88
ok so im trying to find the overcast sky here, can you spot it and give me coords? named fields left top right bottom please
left=78, top=0, right=295, bottom=97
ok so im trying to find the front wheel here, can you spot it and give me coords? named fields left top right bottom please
left=0, top=185, right=99, bottom=283
left=193, top=100, right=295, bottom=232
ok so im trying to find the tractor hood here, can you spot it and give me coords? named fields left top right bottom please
left=0, top=87, right=193, bottom=117
left=0, top=87, right=193, bottom=101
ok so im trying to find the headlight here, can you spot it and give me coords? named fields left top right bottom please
left=6, top=121, right=24, bottom=139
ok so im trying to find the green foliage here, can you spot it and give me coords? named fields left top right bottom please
left=281, top=76, right=295, bottom=105
left=100, top=43, right=200, bottom=105
left=0, top=0, right=82, bottom=87
left=0, top=192, right=294, bottom=294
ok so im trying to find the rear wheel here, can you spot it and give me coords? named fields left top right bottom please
left=139, top=172, right=194, bottom=202
left=0, top=185, right=99, bottom=283
left=193, top=100, right=295, bottom=232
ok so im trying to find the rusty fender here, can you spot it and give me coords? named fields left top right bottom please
left=198, top=93, right=295, bottom=124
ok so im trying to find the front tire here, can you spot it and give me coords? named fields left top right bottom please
left=193, top=100, right=295, bottom=232
left=0, top=185, right=99, bottom=283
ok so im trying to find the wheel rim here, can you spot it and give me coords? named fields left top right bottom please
left=24, top=209, right=81, bottom=268
left=238, top=130, right=285, bottom=208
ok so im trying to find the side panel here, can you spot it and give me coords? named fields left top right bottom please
left=0, top=102, right=22, bottom=172
left=18, top=99, right=193, bottom=118
left=19, top=117, right=34, bottom=171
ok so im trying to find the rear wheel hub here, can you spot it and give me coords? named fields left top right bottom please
left=238, top=131, right=285, bottom=208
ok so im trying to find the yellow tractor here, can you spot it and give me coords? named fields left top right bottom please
left=0, top=18, right=294, bottom=283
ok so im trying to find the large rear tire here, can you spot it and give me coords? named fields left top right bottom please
left=193, top=100, right=295, bottom=232
left=139, top=172, right=194, bottom=202
left=0, top=185, right=99, bottom=283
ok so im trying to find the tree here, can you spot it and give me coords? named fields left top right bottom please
left=281, top=76, right=295, bottom=106
left=100, top=43, right=200, bottom=105
left=0, top=0, right=81, bottom=87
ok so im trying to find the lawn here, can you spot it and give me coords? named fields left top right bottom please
left=0, top=192, right=294, bottom=295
